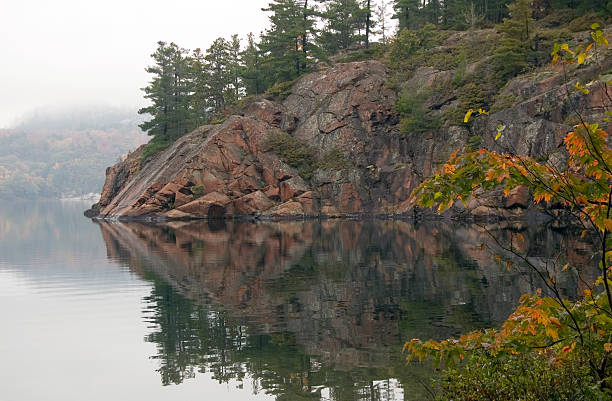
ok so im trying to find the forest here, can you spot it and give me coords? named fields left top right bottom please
left=0, top=107, right=147, bottom=199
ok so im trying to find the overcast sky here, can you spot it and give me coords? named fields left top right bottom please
left=0, top=0, right=272, bottom=127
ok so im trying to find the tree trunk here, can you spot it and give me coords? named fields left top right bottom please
left=365, top=0, right=371, bottom=48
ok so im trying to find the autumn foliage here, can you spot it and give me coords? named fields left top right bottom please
left=408, top=24, right=612, bottom=398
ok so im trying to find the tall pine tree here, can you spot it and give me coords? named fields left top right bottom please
left=139, top=42, right=193, bottom=142
left=259, top=0, right=321, bottom=88
left=319, top=0, right=367, bottom=53
left=241, top=33, right=265, bottom=96
left=492, top=0, right=534, bottom=81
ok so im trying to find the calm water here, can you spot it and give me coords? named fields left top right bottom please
left=0, top=201, right=593, bottom=401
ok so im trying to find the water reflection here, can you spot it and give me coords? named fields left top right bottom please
left=99, top=219, right=592, bottom=400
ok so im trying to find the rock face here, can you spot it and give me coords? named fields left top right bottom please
left=89, top=55, right=611, bottom=220
left=91, top=61, right=412, bottom=220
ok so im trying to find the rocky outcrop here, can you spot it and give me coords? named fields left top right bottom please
left=89, top=61, right=414, bottom=220
left=88, top=48, right=612, bottom=220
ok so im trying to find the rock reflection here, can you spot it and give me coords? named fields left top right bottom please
left=99, top=219, right=592, bottom=400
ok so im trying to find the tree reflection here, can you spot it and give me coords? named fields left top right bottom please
left=100, top=219, right=593, bottom=400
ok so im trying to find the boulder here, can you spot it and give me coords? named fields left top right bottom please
left=233, top=191, right=275, bottom=214
left=267, top=201, right=304, bottom=216
left=280, top=177, right=307, bottom=202
left=505, top=186, right=530, bottom=209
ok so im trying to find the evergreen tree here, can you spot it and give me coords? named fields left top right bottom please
left=191, top=48, right=211, bottom=126
left=375, top=0, right=392, bottom=43
left=241, top=33, right=265, bottom=96
left=204, top=37, right=232, bottom=110
left=319, top=0, right=367, bottom=53
left=226, top=35, right=243, bottom=105
left=139, top=41, right=193, bottom=141
left=393, top=0, right=423, bottom=30
left=492, top=0, right=534, bottom=81
left=259, top=0, right=321, bottom=87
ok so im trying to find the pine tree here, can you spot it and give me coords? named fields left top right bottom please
left=364, top=0, right=373, bottom=47
left=204, top=37, right=232, bottom=111
left=259, top=0, right=320, bottom=87
left=319, top=0, right=367, bottom=53
left=492, top=0, right=535, bottom=81
left=191, top=48, right=211, bottom=126
left=392, top=0, right=423, bottom=30
left=138, top=41, right=193, bottom=141
left=225, top=34, right=243, bottom=106
left=375, top=0, right=392, bottom=44
left=241, top=33, right=265, bottom=96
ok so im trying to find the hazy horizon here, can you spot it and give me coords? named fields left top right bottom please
left=0, top=0, right=272, bottom=128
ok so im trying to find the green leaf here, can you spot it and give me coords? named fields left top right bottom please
left=591, top=22, right=601, bottom=30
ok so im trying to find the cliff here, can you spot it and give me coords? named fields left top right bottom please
left=88, top=31, right=612, bottom=220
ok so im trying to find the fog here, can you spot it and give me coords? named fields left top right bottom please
left=0, top=0, right=272, bottom=128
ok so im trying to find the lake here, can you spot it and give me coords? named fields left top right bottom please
left=0, top=201, right=594, bottom=401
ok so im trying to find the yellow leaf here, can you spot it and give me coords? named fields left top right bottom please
left=545, top=326, right=560, bottom=340
left=586, top=43, right=594, bottom=52
left=604, top=219, right=612, bottom=232
left=561, top=43, right=574, bottom=54
left=464, top=109, right=474, bottom=123
left=477, top=108, right=489, bottom=115
left=577, top=52, right=587, bottom=64
left=605, top=343, right=612, bottom=353
left=584, top=289, right=593, bottom=298
left=562, top=263, right=569, bottom=271
left=575, top=82, right=589, bottom=94
left=495, top=130, right=502, bottom=141
left=552, top=54, right=559, bottom=65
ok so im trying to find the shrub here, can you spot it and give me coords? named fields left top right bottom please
left=490, top=93, right=517, bottom=114
left=191, top=185, right=205, bottom=199
left=396, top=89, right=441, bottom=134
left=388, top=24, right=441, bottom=65
left=452, top=50, right=468, bottom=87
left=439, top=350, right=602, bottom=401
left=264, top=79, right=297, bottom=101
left=444, top=82, right=487, bottom=125
left=141, top=137, right=173, bottom=165
left=568, top=12, right=605, bottom=32
left=336, top=43, right=387, bottom=63
left=317, top=148, right=349, bottom=170
left=262, top=131, right=316, bottom=179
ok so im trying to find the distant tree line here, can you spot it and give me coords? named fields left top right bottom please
left=139, top=0, right=611, bottom=143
